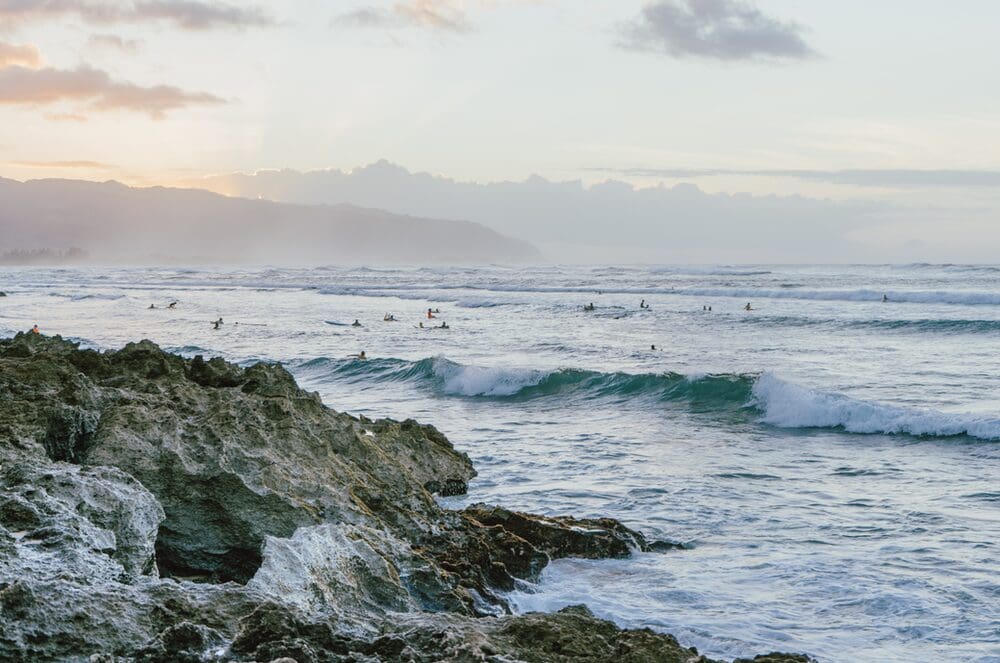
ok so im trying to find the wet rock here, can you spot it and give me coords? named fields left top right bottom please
left=0, top=461, right=163, bottom=582
left=489, top=605, right=711, bottom=662
left=0, top=577, right=258, bottom=662
left=186, top=354, right=244, bottom=388
left=133, top=621, right=227, bottom=663
left=247, top=523, right=417, bottom=623
left=363, top=605, right=795, bottom=663
left=463, top=504, right=663, bottom=560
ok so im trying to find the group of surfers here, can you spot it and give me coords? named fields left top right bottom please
left=348, top=308, right=449, bottom=361
left=352, top=308, right=449, bottom=329
left=582, top=299, right=750, bottom=312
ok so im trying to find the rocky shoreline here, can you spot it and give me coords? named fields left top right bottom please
left=0, top=334, right=814, bottom=662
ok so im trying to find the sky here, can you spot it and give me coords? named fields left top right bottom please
left=1, top=0, right=999, bottom=260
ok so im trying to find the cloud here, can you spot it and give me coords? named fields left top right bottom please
left=0, top=64, right=225, bottom=118
left=7, top=159, right=115, bottom=168
left=0, top=41, right=41, bottom=67
left=86, top=33, right=143, bottom=52
left=130, top=0, right=272, bottom=30
left=0, top=0, right=273, bottom=30
left=599, top=167, right=1000, bottom=189
left=620, top=0, right=816, bottom=61
left=334, top=1, right=472, bottom=33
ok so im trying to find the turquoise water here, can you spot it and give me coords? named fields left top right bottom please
left=1, top=264, right=998, bottom=661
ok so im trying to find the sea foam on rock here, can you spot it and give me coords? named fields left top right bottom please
left=0, top=333, right=813, bottom=662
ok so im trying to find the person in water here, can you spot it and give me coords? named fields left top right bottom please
left=349, top=350, right=367, bottom=360
left=419, top=322, right=424, bottom=328
left=438, top=321, right=449, bottom=329
left=168, top=301, right=177, bottom=309
left=427, top=308, right=436, bottom=319
left=584, top=303, right=595, bottom=311
left=149, top=304, right=156, bottom=309
left=651, top=344, right=656, bottom=350
left=744, top=302, right=753, bottom=311
left=30, top=324, right=40, bottom=334
left=352, top=319, right=362, bottom=327
left=882, top=294, right=889, bottom=302
left=212, top=320, right=221, bottom=330
left=384, top=313, right=396, bottom=322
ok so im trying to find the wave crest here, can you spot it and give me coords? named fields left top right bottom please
left=293, top=357, right=1000, bottom=442
left=751, top=374, right=1000, bottom=440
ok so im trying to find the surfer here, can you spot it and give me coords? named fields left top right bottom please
left=212, top=320, right=221, bottom=330
left=349, top=350, right=367, bottom=360
left=882, top=294, right=889, bottom=302
left=583, top=303, right=595, bottom=311
left=148, top=304, right=156, bottom=309
left=384, top=313, right=396, bottom=322
left=439, top=322, right=449, bottom=329
left=744, top=302, right=753, bottom=311
left=352, top=319, right=362, bottom=327
left=651, top=344, right=656, bottom=350
left=167, top=301, right=177, bottom=309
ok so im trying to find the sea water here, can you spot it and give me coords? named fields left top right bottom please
left=1, top=263, right=998, bottom=662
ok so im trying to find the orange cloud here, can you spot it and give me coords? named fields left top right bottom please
left=335, top=1, right=472, bottom=33
left=0, top=64, right=225, bottom=119
left=0, top=41, right=41, bottom=68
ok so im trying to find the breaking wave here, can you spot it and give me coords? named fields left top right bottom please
left=292, top=357, right=1000, bottom=442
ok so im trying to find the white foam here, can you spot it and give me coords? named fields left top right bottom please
left=431, top=357, right=549, bottom=397
left=752, top=373, right=1000, bottom=440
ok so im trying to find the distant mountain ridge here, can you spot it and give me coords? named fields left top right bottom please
left=192, top=160, right=883, bottom=263
left=0, top=177, right=539, bottom=265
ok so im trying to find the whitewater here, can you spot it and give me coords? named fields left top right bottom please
left=1, top=263, right=998, bottom=662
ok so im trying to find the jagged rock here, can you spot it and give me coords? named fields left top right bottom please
left=0, top=334, right=813, bottom=662
left=133, top=621, right=228, bottom=663
left=0, top=461, right=163, bottom=582
left=0, top=576, right=258, bottom=662
left=462, top=504, right=682, bottom=560
left=1, top=334, right=477, bottom=587
left=246, top=523, right=417, bottom=624
left=233, top=605, right=815, bottom=663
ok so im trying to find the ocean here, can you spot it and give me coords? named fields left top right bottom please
left=1, top=263, right=998, bottom=662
